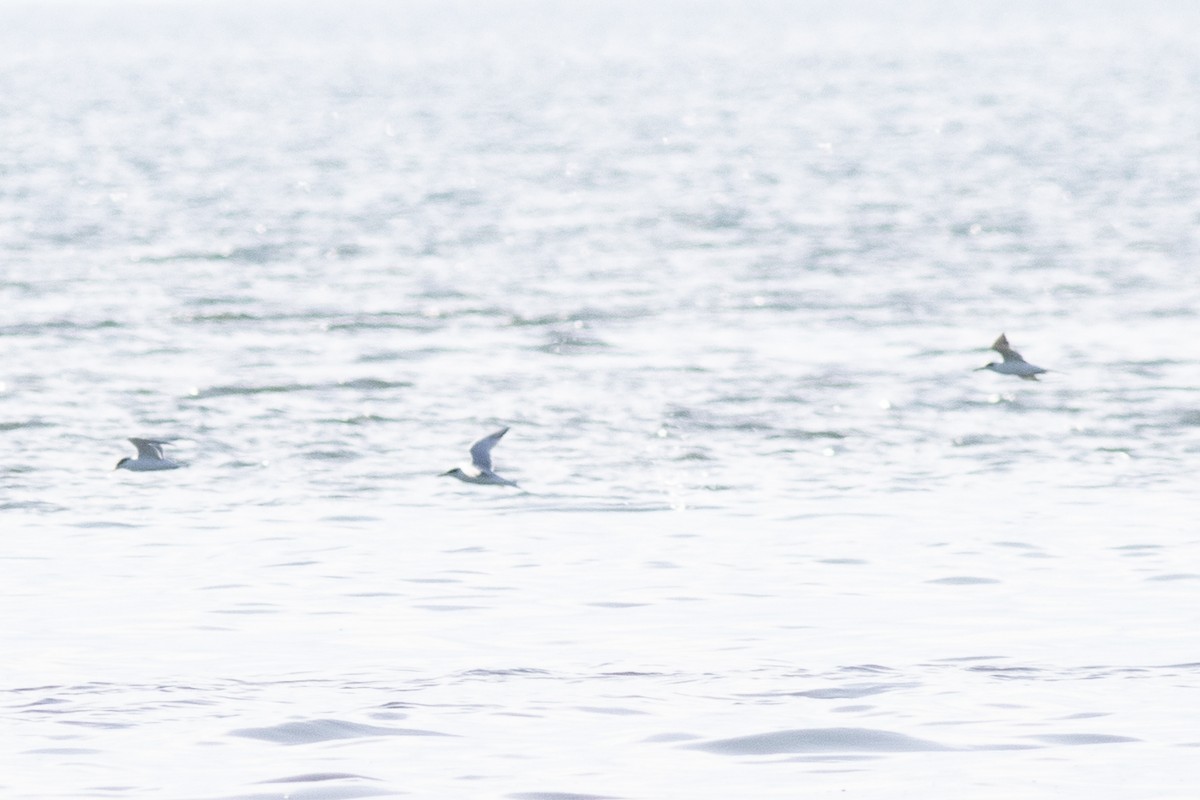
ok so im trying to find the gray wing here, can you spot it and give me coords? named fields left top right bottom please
left=999, top=348, right=1027, bottom=363
left=991, top=333, right=1027, bottom=363
left=129, top=438, right=167, bottom=459
left=469, top=427, right=509, bottom=471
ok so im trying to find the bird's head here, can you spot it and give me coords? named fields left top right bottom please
left=115, top=457, right=132, bottom=470
left=441, top=468, right=464, bottom=478
left=974, top=362, right=998, bottom=372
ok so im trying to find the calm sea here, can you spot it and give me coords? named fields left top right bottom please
left=3, top=1, right=1199, bottom=798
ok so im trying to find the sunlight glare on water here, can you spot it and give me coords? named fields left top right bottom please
left=2, top=1, right=1199, bottom=798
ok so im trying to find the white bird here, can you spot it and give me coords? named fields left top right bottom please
left=116, top=438, right=182, bottom=471
left=975, top=333, right=1047, bottom=380
left=441, top=427, right=519, bottom=487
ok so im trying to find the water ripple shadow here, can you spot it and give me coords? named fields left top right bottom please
left=221, top=786, right=394, bottom=800
left=687, top=727, right=952, bottom=756
left=776, top=682, right=920, bottom=700
left=1027, top=733, right=1140, bottom=745
left=258, top=773, right=380, bottom=784
left=230, top=718, right=452, bottom=745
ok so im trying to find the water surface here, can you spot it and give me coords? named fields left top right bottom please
left=3, top=1, right=1199, bottom=797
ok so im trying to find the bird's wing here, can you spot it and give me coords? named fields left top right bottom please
left=991, top=333, right=1026, bottom=363
left=1000, top=348, right=1026, bottom=363
left=129, top=438, right=167, bottom=459
left=469, top=427, right=509, bottom=471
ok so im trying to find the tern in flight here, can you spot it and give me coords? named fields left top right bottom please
left=441, top=427, right=519, bottom=487
left=116, top=438, right=183, bottom=471
left=975, top=333, right=1047, bottom=380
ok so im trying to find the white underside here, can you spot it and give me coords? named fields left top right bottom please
left=990, top=362, right=1046, bottom=377
left=119, top=459, right=182, bottom=471
left=448, top=468, right=517, bottom=486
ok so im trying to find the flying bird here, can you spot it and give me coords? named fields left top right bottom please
left=975, top=333, right=1047, bottom=380
left=441, top=427, right=519, bottom=487
left=116, top=438, right=183, bottom=471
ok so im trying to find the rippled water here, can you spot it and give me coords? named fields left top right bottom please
left=4, top=1, right=1200, bottom=798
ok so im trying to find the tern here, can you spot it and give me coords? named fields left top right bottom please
left=441, top=427, right=519, bottom=487
left=975, top=333, right=1047, bottom=380
left=116, top=438, right=182, bottom=471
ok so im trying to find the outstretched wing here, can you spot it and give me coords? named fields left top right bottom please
left=990, top=333, right=1026, bottom=363
left=129, top=438, right=167, bottom=460
left=469, top=427, right=509, bottom=471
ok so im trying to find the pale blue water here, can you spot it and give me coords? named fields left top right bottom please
left=3, top=1, right=1200, bottom=798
